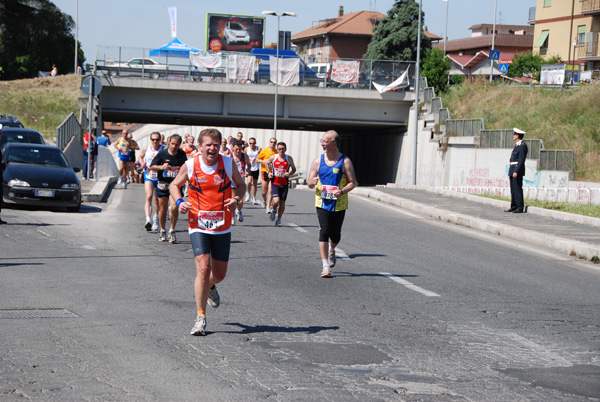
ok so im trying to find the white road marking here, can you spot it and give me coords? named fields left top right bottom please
left=380, top=272, right=441, bottom=297
left=335, top=248, right=350, bottom=259
left=37, top=230, right=51, bottom=237
left=287, top=222, right=308, bottom=233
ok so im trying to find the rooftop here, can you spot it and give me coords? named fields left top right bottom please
left=292, top=10, right=385, bottom=40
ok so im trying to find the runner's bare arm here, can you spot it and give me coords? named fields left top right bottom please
left=137, top=146, right=147, bottom=169
left=342, top=157, right=357, bottom=193
left=286, top=156, right=297, bottom=177
left=170, top=166, right=191, bottom=214
left=307, top=157, right=320, bottom=189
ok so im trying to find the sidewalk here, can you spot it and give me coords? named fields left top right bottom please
left=352, top=186, right=600, bottom=262
left=78, top=174, right=117, bottom=203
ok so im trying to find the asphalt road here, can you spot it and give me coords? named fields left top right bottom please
left=1, top=184, right=599, bottom=401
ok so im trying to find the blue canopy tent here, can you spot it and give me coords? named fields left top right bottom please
left=149, top=38, right=199, bottom=58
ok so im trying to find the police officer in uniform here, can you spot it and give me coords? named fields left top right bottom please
left=505, top=128, right=528, bottom=213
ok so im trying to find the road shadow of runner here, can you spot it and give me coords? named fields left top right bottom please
left=221, top=322, right=339, bottom=335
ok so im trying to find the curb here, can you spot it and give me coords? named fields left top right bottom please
left=81, top=176, right=117, bottom=203
left=352, top=187, right=600, bottom=262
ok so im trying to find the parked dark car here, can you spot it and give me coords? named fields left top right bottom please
left=0, top=114, right=24, bottom=128
left=0, top=127, right=45, bottom=148
left=1, top=143, right=81, bottom=212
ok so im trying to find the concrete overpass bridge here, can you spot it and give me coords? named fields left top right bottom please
left=97, top=77, right=416, bottom=184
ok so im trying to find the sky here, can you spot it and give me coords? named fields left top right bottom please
left=52, top=0, right=536, bottom=65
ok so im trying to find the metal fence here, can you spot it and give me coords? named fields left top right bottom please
left=479, top=130, right=543, bottom=160
left=539, top=149, right=575, bottom=172
left=56, top=113, right=83, bottom=150
left=91, top=45, right=416, bottom=91
left=445, top=118, right=485, bottom=137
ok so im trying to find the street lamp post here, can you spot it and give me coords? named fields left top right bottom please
left=262, top=11, right=296, bottom=138
left=489, top=0, right=498, bottom=83
left=443, top=0, right=449, bottom=56
left=412, top=0, right=423, bottom=185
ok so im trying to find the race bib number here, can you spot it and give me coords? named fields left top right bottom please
left=321, top=185, right=339, bottom=200
left=119, top=144, right=128, bottom=155
left=146, top=169, right=158, bottom=179
left=274, top=167, right=286, bottom=178
left=197, top=211, right=225, bottom=230
left=164, top=166, right=180, bottom=178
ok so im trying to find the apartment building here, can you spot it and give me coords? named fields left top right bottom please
left=531, top=0, right=600, bottom=71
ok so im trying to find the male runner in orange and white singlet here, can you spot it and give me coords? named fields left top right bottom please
left=170, top=128, right=246, bottom=336
left=266, top=142, right=296, bottom=227
left=181, top=134, right=197, bottom=159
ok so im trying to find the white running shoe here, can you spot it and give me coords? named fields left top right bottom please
left=252, top=196, right=258, bottom=205
left=117, top=177, right=122, bottom=185
left=190, top=314, right=206, bottom=336
left=152, top=215, right=159, bottom=231
left=238, top=210, right=244, bottom=222
left=159, top=229, right=167, bottom=242
left=144, top=219, right=152, bottom=232
left=328, top=250, right=336, bottom=268
left=244, top=193, right=250, bottom=202
left=168, top=230, right=176, bottom=244
left=321, top=265, right=331, bottom=278
left=275, top=217, right=281, bottom=227
left=207, top=285, right=220, bottom=308
left=259, top=200, right=265, bottom=208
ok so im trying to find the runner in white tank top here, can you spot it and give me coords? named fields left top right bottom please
left=244, top=137, right=261, bottom=204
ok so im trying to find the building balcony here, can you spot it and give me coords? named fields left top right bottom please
left=528, top=7, right=536, bottom=25
left=576, top=37, right=600, bottom=61
left=581, top=0, right=600, bottom=15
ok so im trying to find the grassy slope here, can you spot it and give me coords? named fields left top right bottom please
left=441, top=79, right=600, bottom=182
left=0, top=75, right=81, bottom=144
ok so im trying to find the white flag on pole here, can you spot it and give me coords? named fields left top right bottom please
left=168, top=7, right=177, bottom=38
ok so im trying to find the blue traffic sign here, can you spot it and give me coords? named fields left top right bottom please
left=490, top=50, right=500, bottom=60
left=499, top=63, right=509, bottom=74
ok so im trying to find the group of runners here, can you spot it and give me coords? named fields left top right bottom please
left=126, top=127, right=356, bottom=336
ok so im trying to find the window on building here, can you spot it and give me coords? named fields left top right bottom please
left=536, top=30, right=550, bottom=51
left=544, top=0, right=551, bottom=7
left=577, top=25, right=586, bottom=45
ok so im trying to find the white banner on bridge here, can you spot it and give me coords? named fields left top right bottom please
left=332, top=60, right=360, bottom=84
left=190, top=51, right=221, bottom=69
left=269, top=56, right=300, bottom=86
left=226, top=54, right=257, bottom=81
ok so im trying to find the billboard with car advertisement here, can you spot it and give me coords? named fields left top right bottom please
left=206, top=13, right=265, bottom=52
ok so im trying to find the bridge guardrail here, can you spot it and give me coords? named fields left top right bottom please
left=91, top=45, right=416, bottom=91
left=57, top=112, right=83, bottom=150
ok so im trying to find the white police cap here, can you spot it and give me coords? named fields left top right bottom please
left=513, top=128, right=526, bottom=135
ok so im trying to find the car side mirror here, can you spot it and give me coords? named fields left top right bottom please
left=73, top=167, right=81, bottom=173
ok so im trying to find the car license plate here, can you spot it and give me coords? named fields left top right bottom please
left=35, top=189, right=55, bottom=197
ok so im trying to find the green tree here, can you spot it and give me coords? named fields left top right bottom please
left=0, top=0, right=84, bottom=80
left=507, top=51, right=545, bottom=81
left=421, top=48, right=449, bottom=94
left=364, top=0, right=431, bottom=61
